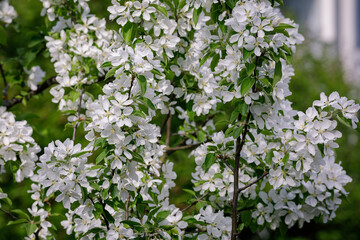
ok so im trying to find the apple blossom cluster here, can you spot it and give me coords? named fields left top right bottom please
left=40, top=0, right=113, bottom=115
left=0, top=107, right=40, bottom=182
left=0, top=0, right=17, bottom=25
left=25, top=66, right=46, bottom=91
left=0, top=0, right=359, bottom=239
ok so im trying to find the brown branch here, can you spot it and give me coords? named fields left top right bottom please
left=237, top=172, right=268, bottom=194
left=125, top=194, right=131, bottom=221
left=159, top=113, right=173, bottom=167
left=72, top=88, right=85, bottom=142
left=216, top=154, right=234, bottom=171
left=88, top=196, right=110, bottom=230
left=2, top=76, right=57, bottom=109
left=0, top=208, right=19, bottom=220
left=181, top=192, right=209, bottom=212
left=128, top=74, right=135, bottom=99
left=231, top=54, right=259, bottom=240
left=165, top=142, right=202, bottom=152
left=0, top=63, right=8, bottom=101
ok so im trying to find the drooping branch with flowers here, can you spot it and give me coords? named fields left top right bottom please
left=0, top=0, right=359, bottom=239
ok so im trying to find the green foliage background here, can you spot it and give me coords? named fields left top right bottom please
left=0, top=0, right=359, bottom=239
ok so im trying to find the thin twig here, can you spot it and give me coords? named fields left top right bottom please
left=125, top=194, right=131, bottom=220
left=237, top=172, right=268, bottom=193
left=165, top=143, right=202, bottom=151
left=2, top=76, right=57, bottom=109
left=216, top=154, right=234, bottom=171
left=128, top=74, right=135, bottom=99
left=72, top=88, right=85, bottom=142
left=0, top=208, right=19, bottom=220
left=0, top=63, right=8, bottom=101
left=159, top=113, right=173, bottom=167
left=181, top=192, right=209, bottom=212
left=88, top=196, right=110, bottom=230
left=231, top=55, right=259, bottom=240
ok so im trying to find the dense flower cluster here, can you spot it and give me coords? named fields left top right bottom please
left=0, top=0, right=359, bottom=239
left=0, top=107, right=40, bottom=182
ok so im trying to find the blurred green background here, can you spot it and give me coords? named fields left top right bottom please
left=0, top=0, right=359, bottom=239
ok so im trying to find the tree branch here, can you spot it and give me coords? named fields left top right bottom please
left=231, top=55, right=259, bottom=240
left=72, top=88, right=85, bottom=142
left=181, top=192, right=209, bottom=212
left=0, top=63, right=8, bottom=101
left=0, top=208, right=19, bottom=220
left=125, top=194, right=131, bottom=220
left=2, top=76, right=57, bottom=109
left=237, top=172, right=268, bottom=194
left=216, top=154, right=234, bottom=171
left=165, top=142, right=202, bottom=152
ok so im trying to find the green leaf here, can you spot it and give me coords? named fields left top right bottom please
left=122, top=220, right=141, bottom=228
left=241, top=210, right=252, bottom=226
left=202, top=153, right=216, bottom=171
left=96, top=150, right=107, bottom=164
left=156, top=210, right=170, bottom=222
left=282, top=153, right=289, bottom=165
left=240, top=77, right=255, bottom=96
left=132, top=110, right=146, bottom=118
left=276, top=0, right=284, bottom=6
left=226, top=0, right=237, bottom=9
left=235, top=101, right=249, bottom=116
left=178, top=0, right=186, bottom=9
left=25, top=223, right=37, bottom=235
left=237, top=69, right=248, bottom=86
left=245, top=63, right=255, bottom=76
left=193, top=7, right=202, bottom=26
left=200, top=51, right=214, bottom=67
left=273, top=61, right=282, bottom=85
left=197, top=131, right=206, bottom=142
left=90, top=182, right=101, bottom=191
left=7, top=219, right=28, bottom=226
left=152, top=4, right=168, bottom=17
left=71, top=151, right=90, bottom=158
left=230, top=111, right=239, bottom=123
left=276, top=23, right=294, bottom=29
left=103, top=209, right=115, bottom=223
left=196, top=200, right=206, bottom=210
left=0, top=25, right=6, bottom=46
left=138, top=96, right=155, bottom=110
left=264, top=149, right=274, bottom=165
left=210, top=53, right=220, bottom=71
left=233, top=127, right=243, bottom=139
left=259, top=77, right=270, bottom=87
left=100, top=61, right=113, bottom=68
left=137, top=75, right=147, bottom=95
left=183, top=189, right=197, bottom=196
left=128, top=150, right=145, bottom=164
left=11, top=209, right=30, bottom=220
left=242, top=48, right=253, bottom=61
left=105, top=66, right=120, bottom=80
left=94, top=202, right=103, bottom=218
left=162, top=48, right=168, bottom=65
left=122, top=22, right=135, bottom=45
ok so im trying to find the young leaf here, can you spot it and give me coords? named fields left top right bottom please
left=137, top=75, right=147, bottom=95
left=240, top=77, right=255, bottom=96
left=100, top=61, right=113, bottom=68
left=152, top=4, right=168, bottom=17
left=122, top=22, right=135, bottom=45
left=193, top=7, right=202, bottom=26
left=273, top=61, right=282, bottom=85
left=245, top=63, right=256, bottom=76
left=210, top=53, right=220, bottom=71
left=202, top=153, right=216, bottom=171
